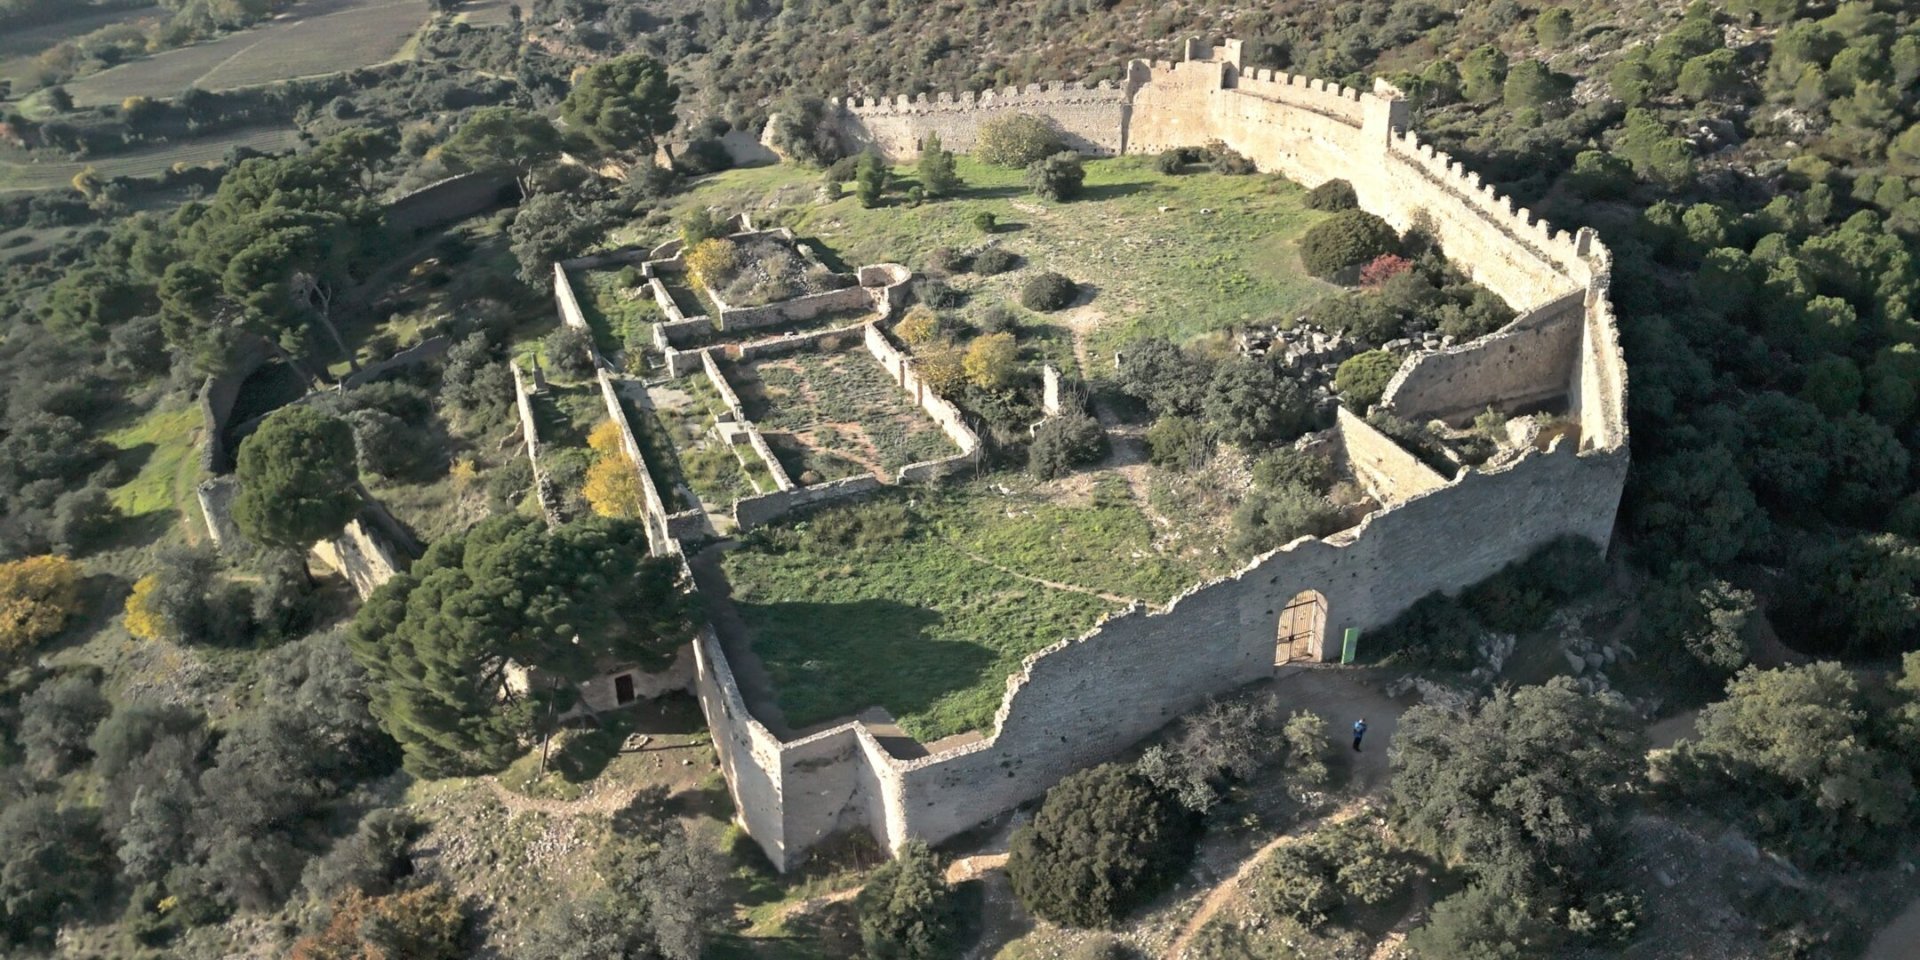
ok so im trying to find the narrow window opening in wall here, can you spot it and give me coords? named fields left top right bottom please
left=1276, top=590, right=1327, bottom=666
left=615, top=674, right=636, bottom=704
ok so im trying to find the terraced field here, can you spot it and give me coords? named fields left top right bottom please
left=0, top=126, right=302, bottom=192
left=64, top=0, right=426, bottom=107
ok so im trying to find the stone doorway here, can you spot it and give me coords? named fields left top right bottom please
left=1276, top=591, right=1326, bottom=665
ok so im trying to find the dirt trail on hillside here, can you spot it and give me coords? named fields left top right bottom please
left=1164, top=801, right=1371, bottom=959
left=956, top=546, right=1145, bottom=608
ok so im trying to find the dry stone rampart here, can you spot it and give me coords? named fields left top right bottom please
left=862, top=323, right=980, bottom=456
left=312, top=517, right=404, bottom=599
left=701, top=351, right=795, bottom=493
left=715, top=285, right=871, bottom=333
left=510, top=361, right=565, bottom=528
left=683, top=38, right=1631, bottom=871
left=733, top=473, right=886, bottom=531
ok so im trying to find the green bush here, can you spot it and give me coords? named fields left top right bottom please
left=972, top=210, right=998, bottom=233
left=1021, top=271, right=1078, bottom=311
left=1299, top=210, right=1400, bottom=279
left=1203, top=356, right=1311, bottom=446
left=972, top=246, right=1019, bottom=276
left=1334, top=350, right=1403, bottom=409
left=1026, top=152, right=1086, bottom=201
left=855, top=842, right=962, bottom=960
left=1251, top=448, right=1332, bottom=494
left=1145, top=415, right=1210, bottom=469
left=1030, top=410, right=1107, bottom=480
left=1229, top=483, right=1342, bottom=557
left=1305, top=178, right=1359, bottom=211
left=976, top=113, right=1064, bottom=167
left=1007, top=763, right=1199, bottom=928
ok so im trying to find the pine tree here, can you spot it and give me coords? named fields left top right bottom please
left=917, top=133, right=961, bottom=197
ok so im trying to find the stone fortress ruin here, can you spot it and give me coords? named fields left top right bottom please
left=575, top=38, right=1629, bottom=871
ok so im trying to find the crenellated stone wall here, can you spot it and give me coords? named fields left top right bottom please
left=834, top=82, right=1131, bottom=160
left=679, top=38, right=1631, bottom=871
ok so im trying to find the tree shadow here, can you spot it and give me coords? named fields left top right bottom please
left=960, top=183, right=1026, bottom=201
left=797, top=237, right=852, bottom=274
left=734, top=599, right=994, bottom=733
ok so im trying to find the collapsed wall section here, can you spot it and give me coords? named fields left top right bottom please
left=1379, top=290, right=1585, bottom=427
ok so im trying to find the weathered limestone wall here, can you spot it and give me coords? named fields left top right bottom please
left=835, top=82, right=1130, bottom=161
left=1336, top=407, right=1451, bottom=504
left=701, top=351, right=797, bottom=493
left=862, top=324, right=981, bottom=457
left=1379, top=291, right=1585, bottom=427
left=692, top=627, right=790, bottom=856
left=311, top=517, right=404, bottom=599
left=715, top=284, right=872, bottom=333
left=733, top=474, right=885, bottom=531
left=385, top=171, right=514, bottom=236
left=733, top=323, right=870, bottom=362
left=509, top=361, right=565, bottom=528
left=196, top=477, right=242, bottom=550
left=339, top=336, right=451, bottom=391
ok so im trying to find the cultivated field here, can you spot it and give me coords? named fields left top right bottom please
left=0, top=4, right=164, bottom=84
left=0, top=125, right=302, bottom=192
left=63, top=0, right=427, bottom=106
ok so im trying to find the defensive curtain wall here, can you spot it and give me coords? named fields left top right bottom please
left=681, top=37, right=1630, bottom=870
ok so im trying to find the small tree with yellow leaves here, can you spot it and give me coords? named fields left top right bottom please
left=1, top=556, right=82, bottom=667
left=684, top=238, right=741, bottom=291
left=123, top=574, right=167, bottom=641
left=583, top=457, right=643, bottom=519
left=895, top=304, right=942, bottom=347
left=917, top=346, right=968, bottom=395
left=963, top=332, right=1019, bottom=390
left=588, top=420, right=625, bottom=455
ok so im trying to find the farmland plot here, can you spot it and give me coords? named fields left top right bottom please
left=64, top=0, right=426, bottom=106
left=0, top=125, right=302, bottom=192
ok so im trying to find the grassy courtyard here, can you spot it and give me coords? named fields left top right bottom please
left=625, top=156, right=1336, bottom=366
left=719, top=477, right=1221, bottom=741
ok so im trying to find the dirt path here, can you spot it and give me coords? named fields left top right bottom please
left=1164, top=801, right=1372, bottom=959
left=956, top=546, right=1146, bottom=608
left=482, top=771, right=655, bottom=818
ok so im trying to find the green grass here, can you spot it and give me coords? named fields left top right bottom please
left=572, top=267, right=659, bottom=358
left=649, top=156, right=1336, bottom=369
left=105, top=405, right=202, bottom=521
left=721, top=477, right=1221, bottom=741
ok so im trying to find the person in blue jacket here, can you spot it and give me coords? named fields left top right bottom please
left=1352, top=718, right=1367, bottom=752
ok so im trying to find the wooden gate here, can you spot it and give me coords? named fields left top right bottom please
left=1276, top=591, right=1326, bottom=665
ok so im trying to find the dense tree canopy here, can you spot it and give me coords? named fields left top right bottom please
left=1007, top=763, right=1199, bottom=928
left=560, top=54, right=680, bottom=153
left=232, top=406, right=362, bottom=553
left=350, top=515, right=696, bottom=777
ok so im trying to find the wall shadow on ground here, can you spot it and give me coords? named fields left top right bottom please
left=730, top=598, right=992, bottom=733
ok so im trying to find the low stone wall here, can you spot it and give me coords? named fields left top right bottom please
left=339, top=335, right=450, bottom=390
left=1335, top=407, right=1450, bottom=504
left=198, top=335, right=275, bottom=474
left=702, top=351, right=795, bottom=492
left=561, top=247, right=652, bottom=270
left=733, top=474, right=886, bottom=530
left=862, top=323, right=981, bottom=456
left=196, top=477, right=242, bottom=550
left=896, top=452, right=974, bottom=484
left=715, top=284, right=871, bottom=334
left=386, top=171, right=515, bottom=236
left=510, top=361, right=565, bottom=528
left=732, top=323, right=868, bottom=362
left=859, top=263, right=913, bottom=321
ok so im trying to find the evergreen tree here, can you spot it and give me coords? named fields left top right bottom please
left=917, top=133, right=961, bottom=197
left=231, top=406, right=361, bottom=555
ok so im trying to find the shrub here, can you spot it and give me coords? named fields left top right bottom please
left=972, top=246, right=1018, bottom=276
left=1120, top=338, right=1211, bottom=416
left=924, top=246, right=969, bottom=275
left=1026, top=151, right=1087, bottom=201
left=1335, top=350, right=1403, bottom=409
left=964, top=332, right=1020, bottom=390
left=0, top=555, right=82, bottom=668
left=977, top=113, right=1064, bottom=167
left=1007, top=763, right=1200, bottom=927
left=1407, top=885, right=1562, bottom=959
left=1256, top=845, right=1340, bottom=927
left=973, top=303, right=1021, bottom=335
left=895, top=304, right=944, bottom=345
left=972, top=210, right=998, bottom=233
left=1230, top=484, right=1343, bottom=557
left=680, top=207, right=724, bottom=248
left=1146, top=415, right=1210, bottom=469
left=1299, top=210, right=1400, bottom=278
left=18, top=675, right=110, bottom=777
left=855, top=152, right=889, bottom=207
left=1252, top=449, right=1332, bottom=494
left=1283, top=711, right=1330, bottom=785
left=544, top=325, right=596, bottom=377
left=1207, top=141, right=1256, bottom=175
left=1021, top=271, right=1078, bottom=311
left=854, top=842, right=961, bottom=960
left=1203, top=356, right=1311, bottom=446
left=1304, top=179, right=1358, bottom=211
left=1030, top=411, right=1107, bottom=480
left=913, top=278, right=962, bottom=309
left=1536, top=7, right=1574, bottom=46
left=1155, top=148, right=1190, bottom=174
left=1359, top=254, right=1414, bottom=287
